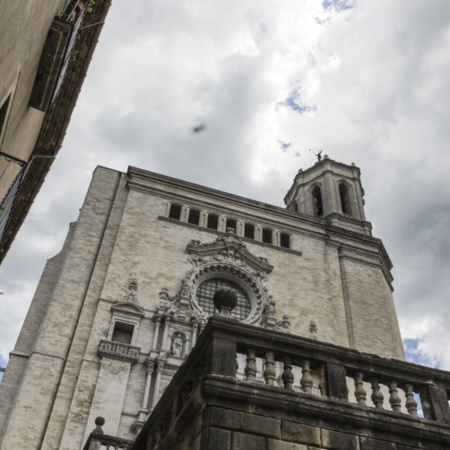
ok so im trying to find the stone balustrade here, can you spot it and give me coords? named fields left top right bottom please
left=97, top=339, right=140, bottom=363
left=83, top=417, right=133, bottom=450
left=131, top=316, right=450, bottom=450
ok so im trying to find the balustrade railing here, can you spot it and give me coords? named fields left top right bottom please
left=83, top=417, right=133, bottom=450
left=131, top=316, right=450, bottom=449
left=97, top=339, right=140, bottom=363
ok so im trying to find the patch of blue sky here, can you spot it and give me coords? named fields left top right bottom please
left=322, top=0, right=356, bottom=12
left=403, top=338, right=441, bottom=369
left=278, top=140, right=291, bottom=152
left=280, top=89, right=317, bottom=115
left=0, top=354, right=6, bottom=381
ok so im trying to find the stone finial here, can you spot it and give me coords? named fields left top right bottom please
left=213, top=288, right=237, bottom=318
left=309, top=321, right=318, bottom=339
left=93, top=416, right=105, bottom=435
left=281, top=315, right=291, bottom=330
left=125, top=278, right=138, bottom=303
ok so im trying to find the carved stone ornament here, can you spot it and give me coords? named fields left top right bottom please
left=155, top=233, right=276, bottom=325
left=123, top=278, right=139, bottom=303
left=186, top=232, right=275, bottom=324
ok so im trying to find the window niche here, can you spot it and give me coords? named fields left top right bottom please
left=207, top=213, right=219, bottom=230
left=111, top=322, right=134, bottom=344
left=244, top=223, right=255, bottom=239
left=262, top=228, right=273, bottom=244
left=170, top=331, right=187, bottom=358
left=280, top=233, right=291, bottom=249
left=169, top=203, right=182, bottom=220
left=311, top=185, right=323, bottom=218
left=107, top=302, right=145, bottom=347
left=226, top=218, right=237, bottom=233
left=188, top=208, right=201, bottom=225
left=339, top=182, right=352, bottom=216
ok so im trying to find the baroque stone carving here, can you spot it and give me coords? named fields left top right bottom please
left=123, top=278, right=139, bottom=303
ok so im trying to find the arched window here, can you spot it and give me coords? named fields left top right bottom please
left=169, top=204, right=182, bottom=220
left=207, top=213, right=219, bottom=230
left=188, top=208, right=201, bottom=225
left=244, top=223, right=255, bottom=239
left=226, top=218, right=237, bottom=232
left=262, top=228, right=273, bottom=244
left=339, top=183, right=352, bottom=215
left=196, top=278, right=251, bottom=321
left=280, top=233, right=290, bottom=249
left=311, top=186, right=323, bottom=218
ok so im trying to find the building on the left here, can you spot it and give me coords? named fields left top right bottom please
left=0, top=0, right=111, bottom=263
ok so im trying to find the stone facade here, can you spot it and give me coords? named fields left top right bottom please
left=0, top=0, right=111, bottom=261
left=0, top=159, right=405, bottom=449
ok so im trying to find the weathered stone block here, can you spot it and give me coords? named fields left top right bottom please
left=321, top=428, right=359, bottom=450
left=241, top=412, right=281, bottom=438
left=232, top=431, right=266, bottom=450
left=209, top=406, right=242, bottom=430
left=360, top=437, right=396, bottom=450
left=267, top=439, right=308, bottom=450
left=207, top=427, right=231, bottom=450
left=281, top=420, right=320, bottom=446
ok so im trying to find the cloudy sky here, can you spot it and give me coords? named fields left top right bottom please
left=1, top=0, right=450, bottom=374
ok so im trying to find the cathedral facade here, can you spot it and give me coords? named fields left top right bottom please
left=0, top=157, right=405, bottom=449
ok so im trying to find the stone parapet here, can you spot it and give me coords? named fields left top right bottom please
left=97, top=339, right=140, bottom=363
left=130, top=317, right=450, bottom=450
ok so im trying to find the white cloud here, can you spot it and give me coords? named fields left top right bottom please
left=1, top=0, right=450, bottom=372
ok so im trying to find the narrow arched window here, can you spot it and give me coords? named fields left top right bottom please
left=207, top=214, right=219, bottom=230
left=280, top=233, right=290, bottom=249
left=244, top=223, right=255, bottom=239
left=226, top=218, right=237, bottom=233
left=188, top=208, right=201, bottom=225
left=312, top=186, right=323, bottom=217
left=339, top=183, right=352, bottom=216
left=169, top=204, right=182, bottom=220
left=262, top=228, right=272, bottom=244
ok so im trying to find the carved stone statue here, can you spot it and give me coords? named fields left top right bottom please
left=264, top=297, right=275, bottom=317
left=180, top=278, right=192, bottom=296
left=171, top=333, right=184, bottom=357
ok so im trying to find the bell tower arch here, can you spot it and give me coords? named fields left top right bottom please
left=284, top=155, right=372, bottom=235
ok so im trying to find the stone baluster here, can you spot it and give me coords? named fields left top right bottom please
left=420, top=387, right=433, bottom=420
left=152, top=317, right=162, bottom=350
left=160, top=317, right=171, bottom=352
left=403, top=383, right=418, bottom=417
left=151, top=357, right=167, bottom=409
left=318, top=365, right=327, bottom=397
left=282, top=356, right=294, bottom=390
left=300, top=360, right=314, bottom=393
left=263, top=351, right=276, bottom=386
left=353, top=372, right=367, bottom=406
left=387, top=380, right=402, bottom=412
left=244, top=349, right=257, bottom=382
left=370, top=377, right=384, bottom=409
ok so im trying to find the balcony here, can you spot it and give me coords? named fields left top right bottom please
left=85, top=312, right=450, bottom=449
left=131, top=315, right=450, bottom=449
left=97, top=339, right=140, bottom=364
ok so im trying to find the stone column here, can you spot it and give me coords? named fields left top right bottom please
left=152, top=317, right=161, bottom=350
left=160, top=317, right=171, bottom=352
left=151, top=357, right=167, bottom=409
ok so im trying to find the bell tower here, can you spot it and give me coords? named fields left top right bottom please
left=284, top=155, right=372, bottom=235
